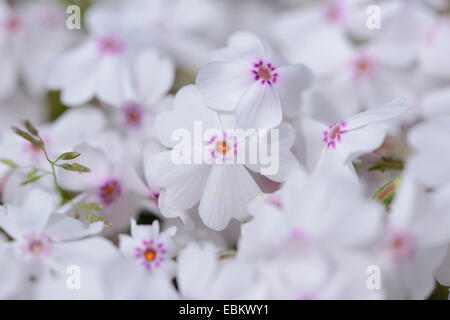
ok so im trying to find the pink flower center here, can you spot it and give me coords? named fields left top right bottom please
left=20, top=233, right=51, bottom=261
left=252, top=60, right=279, bottom=86
left=351, top=54, right=377, bottom=81
left=135, top=239, right=166, bottom=270
left=149, top=191, right=160, bottom=200
left=382, top=228, right=416, bottom=263
left=96, top=35, right=125, bottom=56
left=323, top=121, right=347, bottom=149
left=266, top=194, right=283, bottom=210
left=98, top=179, right=122, bottom=205
left=4, top=14, right=22, bottom=34
left=207, top=133, right=238, bottom=163
left=322, top=2, right=345, bottom=24
left=122, top=102, right=144, bottom=129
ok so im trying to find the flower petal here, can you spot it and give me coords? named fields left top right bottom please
left=196, top=61, right=254, bottom=111
left=345, top=98, right=410, bottom=130
left=199, top=165, right=260, bottom=230
left=235, top=82, right=282, bottom=130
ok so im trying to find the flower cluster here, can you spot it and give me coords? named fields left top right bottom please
left=0, top=0, right=450, bottom=300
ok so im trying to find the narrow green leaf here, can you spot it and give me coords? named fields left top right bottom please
left=12, top=127, right=42, bottom=148
left=57, top=152, right=81, bottom=161
left=0, top=159, right=19, bottom=168
left=21, top=175, right=46, bottom=186
left=57, top=163, right=91, bottom=173
left=23, top=120, right=39, bottom=137
left=369, top=156, right=404, bottom=173
left=27, top=168, right=39, bottom=178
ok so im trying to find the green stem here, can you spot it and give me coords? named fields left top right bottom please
left=40, top=140, right=67, bottom=205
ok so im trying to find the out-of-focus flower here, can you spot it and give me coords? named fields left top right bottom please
left=407, top=116, right=450, bottom=189
left=238, top=168, right=384, bottom=299
left=0, top=189, right=107, bottom=278
left=419, top=18, right=450, bottom=80
left=271, top=0, right=355, bottom=77
left=47, top=31, right=138, bottom=107
left=374, top=175, right=450, bottom=299
left=176, top=242, right=264, bottom=299
left=57, top=139, right=150, bottom=234
left=0, top=0, right=77, bottom=98
left=0, top=107, right=106, bottom=192
left=294, top=98, right=410, bottom=180
left=86, top=0, right=221, bottom=72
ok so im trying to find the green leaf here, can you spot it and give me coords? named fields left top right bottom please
left=0, top=159, right=19, bottom=168
left=21, top=175, right=46, bottom=186
left=57, top=163, right=91, bottom=173
left=23, top=120, right=39, bottom=137
left=86, top=213, right=112, bottom=228
left=27, top=168, right=39, bottom=178
left=57, top=152, right=81, bottom=161
left=12, top=127, right=42, bottom=148
left=369, top=156, right=404, bottom=173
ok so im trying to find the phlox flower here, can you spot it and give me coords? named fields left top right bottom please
left=345, top=0, right=436, bottom=68
left=374, top=175, right=450, bottom=299
left=419, top=18, right=450, bottom=80
left=86, top=0, right=220, bottom=72
left=294, top=98, right=410, bottom=180
left=145, top=85, right=299, bottom=230
left=119, top=219, right=177, bottom=275
left=0, top=189, right=112, bottom=280
left=46, top=30, right=138, bottom=107
left=301, top=48, right=416, bottom=126
left=196, top=31, right=312, bottom=129
left=176, top=242, right=264, bottom=299
left=407, top=116, right=450, bottom=188
left=271, top=0, right=355, bottom=77
left=0, top=0, right=77, bottom=99
left=238, top=168, right=384, bottom=299
left=0, top=107, right=106, bottom=195
left=57, top=137, right=153, bottom=235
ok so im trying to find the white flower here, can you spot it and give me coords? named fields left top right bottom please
left=57, top=139, right=152, bottom=234
left=407, top=116, right=450, bottom=188
left=419, top=18, right=450, bottom=80
left=176, top=242, right=263, bottom=299
left=294, top=98, right=410, bottom=179
left=0, top=0, right=76, bottom=98
left=112, top=48, right=174, bottom=133
left=271, top=0, right=354, bottom=77
left=96, top=257, right=179, bottom=300
left=420, top=87, right=450, bottom=117
left=0, top=237, right=23, bottom=299
left=374, top=175, right=450, bottom=299
left=346, top=0, right=435, bottom=67
left=196, top=31, right=312, bottom=129
left=0, top=106, right=106, bottom=197
left=301, top=48, right=416, bottom=126
left=0, top=189, right=108, bottom=278
left=119, top=219, right=177, bottom=275
left=244, top=169, right=383, bottom=256
left=46, top=31, right=138, bottom=107
left=0, top=90, right=46, bottom=134
left=237, top=168, right=384, bottom=299
left=86, top=0, right=220, bottom=72
left=146, top=85, right=299, bottom=230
